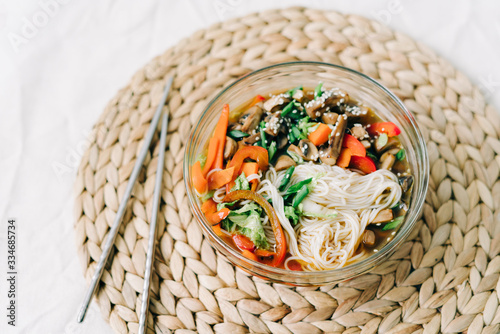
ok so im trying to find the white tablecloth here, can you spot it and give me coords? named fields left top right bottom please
left=1, top=1, right=499, bottom=333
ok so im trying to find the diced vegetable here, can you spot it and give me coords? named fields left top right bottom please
left=396, top=148, right=406, bottom=160
left=241, top=249, right=258, bottom=262
left=285, top=178, right=313, bottom=196
left=208, top=166, right=235, bottom=190
left=268, top=141, right=277, bottom=161
left=192, top=161, right=208, bottom=194
left=308, top=123, right=332, bottom=146
left=336, top=148, right=352, bottom=168
left=284, top=206, right=299, bottom=225
left=201, top=199, right=217, bottom=214
left=382, top=216, right=404, bottom=231
left=222, top=190, right=286, bottom=267
left=232, top=172, right=250, bottom=192
left=377, top=133, right=388, bottom=148
left=241, top=162, right=259, bottom=177
left=342, top=134, right=366, bottom=157
left=227, top=146, right=269, bottom=181
left=207, top=208, right=230, bottom=225
left=228, top=129, right=250, bottom=140
left=213, top=104, right=230, bottom=169
left=367, top=122, right=401, bottom=137
left=233, top=234, right=255, bottom=251
left=314, top=82, right=323, bottom=99
left=279, top=166, right=295, bottom=191
left=349, top=156, right=377, bottom=174
left=202, top=137, right=219, bottom=176
left=292, top=185, right=309, bottom=208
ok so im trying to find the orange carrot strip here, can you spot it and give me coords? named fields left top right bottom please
left=202, top=137, right=219, bottom=176
left=250, top=180, right=258, bottom=192
left=192, top=161, right=207, bottom=194
left=208, top=166, right=235, bottom=190
left=254, top=249, right=275, bottom=258
left=207, top=208, right=230, bottom=225
left=212, top=223, right=223, bottom=237
left=308, top=123, right=332, bottom=146
left=241, top=162, right=259, bottom=176
left=241, top=249, right=258, bottom=262
left=213, top=104, right=230, bottom=169
left=336, top=148, right=352, bottom=168
left=201, top=199, right=217, bottom=214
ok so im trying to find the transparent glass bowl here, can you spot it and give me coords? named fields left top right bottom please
left=183, top=62, right=429, bottom=286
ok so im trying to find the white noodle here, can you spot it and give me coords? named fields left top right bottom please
left=257, top=162, right=402, bottom=271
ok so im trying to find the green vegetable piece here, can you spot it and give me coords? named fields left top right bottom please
left=367, top=152, right=378, bottom=161
left=286, top=85, right=303, bottom=97
left=396, top=148, right=406, bottom=161
left=281, top=101, right=295, bottom=117
left=197, top=154, right=207, bottom=169
left=225, top=203, right=269, bottom=249
left=268, top=141, right=277, bottom=161
left=200, top=190, right=214, bottom=202
left=259, top=121, right=267, bottom=149
left=382, top=216, right=404, bottom=231
left=284, top=206, right=299, bottom=225
left=232, top=172, right=250, bottom=192
left=288, top=151, right=303, bottom=164
left=279, top=166, right=295, bottom=191
left=217, top=200, right=237, bottom=211
left=292, top=185, right=309, bottom=208
left=314, top=82, right=323, bottom=99
left=228, top=129, right=250, bottom=139
left=378, top=133, right=388, bottom=147
left=285, top=178, right=313, bottom=196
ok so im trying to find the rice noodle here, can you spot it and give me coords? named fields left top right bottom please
left=257, top=162, right=402, bottom=271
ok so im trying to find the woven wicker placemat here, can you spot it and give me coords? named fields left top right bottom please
left=74, top=7, right=500, bottom=334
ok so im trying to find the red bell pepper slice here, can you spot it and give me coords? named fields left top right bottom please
left=342, top=134, right=366, bottom=157
left=367, top=122, right=401, bottom=137
left=349, top=156, right=377, bottom=174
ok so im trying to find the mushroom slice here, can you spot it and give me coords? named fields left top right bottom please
left=288, top=144, right=305, bottom=160
left=263, top=94, right=291, bottom=113
left=350, top=126, right=367, bottom=140
left=399, top=175, right=414, bottom=193
left=372, top=209, right=393, bottom=224
left=277, top=132, right=288, bottom=149
left=292, top=89, right=306, bottom=103
left=321, top=112, right=339, bottom=125
left=319, top=114, right=348, bottom=165
left=240, top=104, right=264, bottom=134
left=242, top=133, right=260, bottom=145
left=263, top=113, right=282, bottom=136
left=298, top=139, right=319, bottom=162
left=304, top=88, right=349, bottom=120
left=379, top=152, right=396, bottom=170
left=228, top=122, right=242, bottom=131
left=275, top=155, right=296, bottom=171
left=362, top=230, right=376, bottom=246
left=223, top=136, right=238, bottom=160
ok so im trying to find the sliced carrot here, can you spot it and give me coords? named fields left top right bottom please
left=208, top=166, right=235, bottom=190
left=192, top=161, right=207, bottom=194
left=250, top=180, right=258, bottom=192
left=212, top=223, right=223, bottom=237
left=249, top=95, right=266, bottom=108
left=233, top=234, right=256, bottom=251
left=201, top=199, right=217, bottom=214
left=255, top=249, right=275, bottom=258
left=202, top=137, right=219, bottom=176
left=342, top=134, right=366, bottom=157
left=207, top=208, right=230, bottom=225
left=308, top=123, right=332, bottom=146
left=241, top=249, right=258, bottom=262
left=241, top=162, right=259, bottom=176
left=337, top=148, right=352, bottom=168
left=213, top=104, right=230, bottom=169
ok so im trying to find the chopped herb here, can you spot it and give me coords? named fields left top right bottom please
left=396, top=148, right=406, bottom=161
left=284, top=206, right=299, bottom=225
left=382, top=216, right=404, bottom=231
left=228, top=129, right=250, bottom=139
left=268, top=141, right=277, bottom=161
left=286, top=85, right=303, bottom=97
left=279, top=166, right=295, bottom=191
left=377, top=133, right=388, bottom=147
left=314, top=82, right=323, bottom=99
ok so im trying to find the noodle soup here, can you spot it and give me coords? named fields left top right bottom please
left=191, top=84, right=413, bottom=272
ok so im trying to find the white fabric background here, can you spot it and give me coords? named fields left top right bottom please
left=0, top=1, right=499, bottom=333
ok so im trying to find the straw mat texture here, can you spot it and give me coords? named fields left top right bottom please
left=74, top=7, right=500, bottom=334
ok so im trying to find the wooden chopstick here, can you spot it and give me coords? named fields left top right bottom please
left=77, top=76, right=174, bottom=323
left=138, top=109, right=169, bottom=334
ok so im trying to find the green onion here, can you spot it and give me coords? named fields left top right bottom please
left=259, top=121, right=267, bottom=149
left=281, top=101, right=295, bottom=117
left=268, top=141, right=277, bottom=161
left=288, top=151, right=303, bottom=164
left=377, top=133, right=388, bottom=147
left=396, top=148, right=406, bottom=161
left=228, top=129, right=250, bottom=139
left=382, top=216, right=404, bottom=231
left=292, top=185, right=309, bottom=208
left=285, top=178, right=313, bottom=196
left=286, top=85, right=303, bottom=97
left=314, top=82, right=323, bottom=99
left=367, top=152, right=378, bottom=161
left=279, top=166, right=295, bottom=191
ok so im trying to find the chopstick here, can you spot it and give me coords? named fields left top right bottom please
left=138, top=109, right=169, bottom=334
left=77, top=76, right=174, bottom=323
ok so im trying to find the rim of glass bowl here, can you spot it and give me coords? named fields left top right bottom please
left=183, top=61, right=429, bottom=282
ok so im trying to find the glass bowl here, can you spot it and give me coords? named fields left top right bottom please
left=183, top=61, right=429, bottom=286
